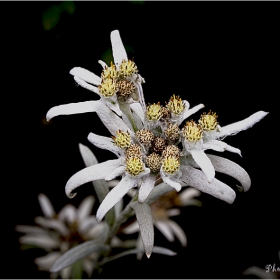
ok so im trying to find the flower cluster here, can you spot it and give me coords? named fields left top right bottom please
left=46, top=30, right=268, bottom=262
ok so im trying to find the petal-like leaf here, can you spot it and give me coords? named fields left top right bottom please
left=96, top=176, right=137, bottom=222
left=178, top=103, right=204, bottom=125
left=50, top=241, right=109, bottom=273
left=217, top=111, right=268, bottom=139
left=207, top=154, right=251, bottom=192
left=110, top=30, right=128, bottom=67
left=130, top=202, right=154, bottom=258
left=65, top=159, right=121, bottom=198
left=69, top=67, right=101, bottom=86
left=87, top=133, right=120, bottom=157
left=38, top=194, right=55, bottom=218
left=138, top=173, right=157, bottom=203
left=180, top=164, right=236, bottom=204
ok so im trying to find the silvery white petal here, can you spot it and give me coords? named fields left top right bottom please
left=130, top=102, right=145, bottom=124
left=166, top=219, right=187, bottom=247
left=38, top=193, right=55, bottom=218
left=130, top=202, right=154, bottom=258
left=20, top=234, right=59, bottom=250
left=178, top=103, right=205, bottom=125
left=152, top=246, right=177, bottom=256
left=138, top=173, right=157, bottom=203
left=65, top=159, right=121, bottom=198
left=79, top=143, right=99, bottom=166
left=203, top=140, right=241, bottom=156
left=78, top=216, right=98, bottom=235
left=96, top=175, right=137, bottom=222
left=166, top=209, right=181, bottom=217
left=58, top=204, right=77, bottom=224
left=190, top=149, right=215, bottom=183
left=107, top=179, right=121, bottom=188
left=78, top=196, right=95, bottom=221
left=95, top=101, right=133, bottom=135
left=114, top=198, right=123, bottom=218
left=122, top=221, right=140, bottom=234
left=35, top=217, right=69, bottom=236
left=15, top=225, right=46, bottom=234
left=217, top=111, right=268, bottom=139
left=88, top=132, right=120, bottom=157
left=110, top=30, right=128, bottom=68
left=119, top=101, right=138, bottom=133
left=98, top=60, right=107, bottom=69
left=127, top=167, right=150, bottom=179
left=74, top=76, right=100, bottom=95
left=243, top=266, right=277, bottom=279
left=46, top=100, right=100, bottom=122
left=160, top=170, right=182, bottom=192
left=101, top=97, right=122, bottom=116
left=180, top=164, right=236, bottom=204
left=154, top=220, right=174, bottom=242
left=207, top=154, right=251, bottom=192
left=70, top=67, right=101, bottom=86
left=105, top=166, right=125, bottom=181
left=136, top=234, right=144, bottom=260
left=110, top=237, right=137, bottom=248
left=34, top=252, right=61, bottom=270
left=135, top=81, right=146, bottom=111
left=179, top=187, right=201, bottom=206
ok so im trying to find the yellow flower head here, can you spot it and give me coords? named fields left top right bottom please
left=166, top=95, right=185, bottom=115
left=112, top=130, right=131, bottom=149
left=199, top=110, right=218, bottom=131
left=182, top=120, right=203, bottom=142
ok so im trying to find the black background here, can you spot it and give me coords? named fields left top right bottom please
left=2, top=1, right=279, bottom=279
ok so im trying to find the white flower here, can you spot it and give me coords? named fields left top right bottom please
left=46, top=30, right=146, bottom=130
left=180, top=110, right=268, bottom=184
left=123, top=188, right=201, bottom=259
left=16, top=194, right=107, bottom=279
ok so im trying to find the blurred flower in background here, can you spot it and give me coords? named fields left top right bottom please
left=123, top=187, right=201, bottom=259
left=16, top=194, right=107, bottom=279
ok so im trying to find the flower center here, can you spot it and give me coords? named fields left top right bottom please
left=151, top=136, right=167, bottom=154
left=162, top=145, right=180, bottom=160
left=199, top=110, right=218, bottom=131
left=126, top=157, right=144, bottom=176
left=164, top=123, right=180, bottom=141
left=101, top=62, right=119, bottom=80
left=116, top=80, right=136, bottom=100
left=112, top=130, right=131, bottom=148
left=182, top=120, right=203, bottom=142
left=125, top=144, right=142, bottom=159
left=119, top=59, right=138, bottom=78
left=146, top=102, right=163, bottom=121
left=162, top=156, right=180, bottom=174
left=98, top=78, right=118, bottom=98
left=166, top=94, right=185, bottom=115
left=145, top=152, right=162, bottom=173
left=136, top=129, right=155, bottom=145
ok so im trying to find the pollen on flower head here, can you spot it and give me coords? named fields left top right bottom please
left=98, top=78, right=118, bottom=98
left=112, top=130, right=131, bottom=149
left=116, top=80, right=136, bottom=100
left=182, top=120, right=203, bottom=142
left=126, top=157, right=144, bottom=176
left=162, top=156, right=180, bottom=174
left=145, top=152, right=162, bottom=173
left=146, top=102, right=163, bottom=121
left=162, top=145, right=180, bottom=160
left=125, top=144, right=142, bottom=160
left=119, top=59, right=138, bottom=78
left=136, top=129, right=155, bottom=145
left=101, top=62, right=119, bottom=80
left=166, top=95, right=185, bottom=115
left=198, top=110, right=218, bottom=131
left=164, top=123, right=180, bottom=141
left=151, top=137, right=167, bottom=154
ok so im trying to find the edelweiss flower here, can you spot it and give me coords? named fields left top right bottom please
left=180, top=110, right=268, bottom=183
left=46, top=30, right=146, bottom=133
left=16, top=194, right=107, bottom=279
left=123, top=188, right=201, bottom=259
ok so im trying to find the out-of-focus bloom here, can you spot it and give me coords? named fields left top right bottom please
left=16, top=194, right=107, bottom=279
left=123, top=187, right=201, bottom=259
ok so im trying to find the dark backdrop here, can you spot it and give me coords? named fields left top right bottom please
left=2, top=1, right=279, bottom=279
